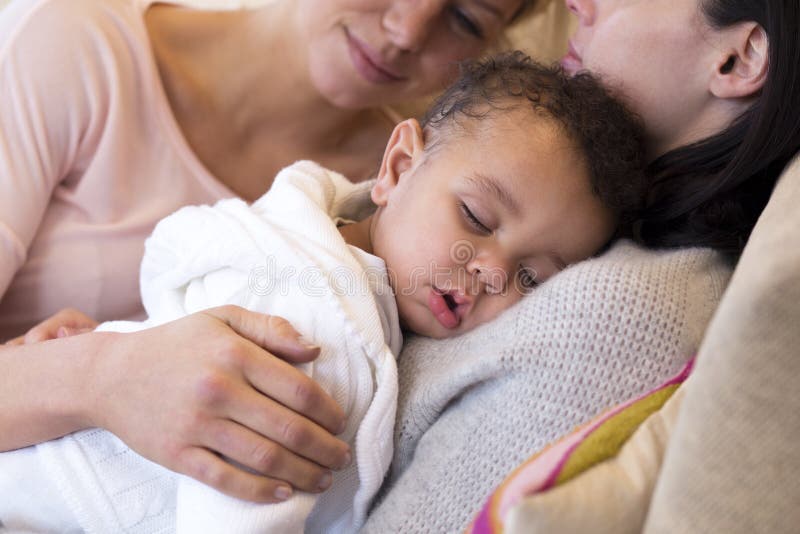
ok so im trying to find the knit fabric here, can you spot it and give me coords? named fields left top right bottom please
left=362, top=241, right=731, bottom=533
left=0, top=162, right=400, bottom=534
left=467, top=358, right=694, bottom=534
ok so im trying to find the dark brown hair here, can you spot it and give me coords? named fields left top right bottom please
left=421, top=51, right=648, bottom=225
left=638, top=0, right=800, bottom=261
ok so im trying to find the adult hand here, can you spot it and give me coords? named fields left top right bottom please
left=4, top=307, right=98, bottom=345
left=87, top=305, right=349, bottom=503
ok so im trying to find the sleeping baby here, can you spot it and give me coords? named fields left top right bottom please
left=0, top=52, right=646, bottom=533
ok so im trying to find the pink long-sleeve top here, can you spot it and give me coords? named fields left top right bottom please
left=0, top=0, right=235, bottom=340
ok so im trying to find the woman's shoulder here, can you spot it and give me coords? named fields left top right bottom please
left=0, top=0, right=160, bottom=137
left=367, top=242, right=732, bottom=532
left=505, top=240, right=732, bottom=360
left=1, top=0, right=139, bottom=34
left=0, top=0, right=147, bottom=62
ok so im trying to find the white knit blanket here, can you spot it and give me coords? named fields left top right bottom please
left=0, top=161, right=401, bottom=534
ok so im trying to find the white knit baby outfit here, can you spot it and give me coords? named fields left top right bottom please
left=0, top=161, right=401, bottom=534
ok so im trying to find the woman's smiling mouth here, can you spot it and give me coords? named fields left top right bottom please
left=344, top=27, right=406, bottom=84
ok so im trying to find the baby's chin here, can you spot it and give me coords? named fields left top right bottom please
left=398, top=314, right=454, bottom=340
left=400, top=315, right=471, bottom=340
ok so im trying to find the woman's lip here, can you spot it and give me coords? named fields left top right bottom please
left=561, top=40, right=583, bottom=73
left=345, top=28, right=405, bottom=84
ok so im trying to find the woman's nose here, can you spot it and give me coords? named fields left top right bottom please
left=565, top=0, right=596, bottom=25
left=382, top=0, right=439, bottom=53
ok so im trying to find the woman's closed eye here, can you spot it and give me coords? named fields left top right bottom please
left=448, top=5, right=484, bottom=39
left=459, top=202, right=491, bottom=234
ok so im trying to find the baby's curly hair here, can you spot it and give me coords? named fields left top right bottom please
left=421, top=51, right=647, bottom=225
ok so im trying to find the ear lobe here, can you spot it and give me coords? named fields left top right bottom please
left=371, top=118, right=425, bottom=206
left=709, top=22, right=768, bottom=99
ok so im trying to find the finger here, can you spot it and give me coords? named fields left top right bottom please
left=23, top=308, right=98, bottom=344
left=57, top=308, right=99, bottom=329
left=57, top=326, right=95, bottom=338
left=4, top=335, right=25, bottom=346
left=176, top=447, right=294, bottom=503
left=200, top=419, right=334, bottom=493
left=238, top=339, right=347, bottom=436
left=227, top=383, right=350, bottom=472
left=24, top=323, right=58, bottom=344
left=209, top=306, right=321, bottom=363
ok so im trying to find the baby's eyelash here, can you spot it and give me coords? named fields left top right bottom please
left=459, top=202, right=490, bottom=234
left=518, top=268, right=539, bottom=290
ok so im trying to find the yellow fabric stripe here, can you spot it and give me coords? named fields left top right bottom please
left=555, top=384, right=679, bottom=486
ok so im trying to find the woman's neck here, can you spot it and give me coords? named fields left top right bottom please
left=148, top=2, right=368, bottom=147
left=649, top=96, right=754, bottom=161
left=145, top=2, right=393, bottom=198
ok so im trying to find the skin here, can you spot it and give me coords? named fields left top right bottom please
left=146, top=0, right=524, bottom=199
left=0, top=0, right=524, bottom=504
left=563, top=0, right=768, bottom=158
left=340, top=112, right=616, bottom=339
left=0, top=307, right=348, bottom=502
left=4, top=308, right=98, bottom=346
left=296, top=0, right=524, bottom=108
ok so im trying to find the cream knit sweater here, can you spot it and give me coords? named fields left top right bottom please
left=362, top=241, right=731, bottom=533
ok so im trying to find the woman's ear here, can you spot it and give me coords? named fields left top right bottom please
left=709, top=22, right=768, bottom=99
left=372, top=118, right=425, bottom=206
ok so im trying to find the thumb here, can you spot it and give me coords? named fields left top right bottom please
left=207, top=305, right=321, bottom=363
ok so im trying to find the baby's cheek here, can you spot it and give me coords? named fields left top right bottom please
left=475, top=291, right=524, bottom=327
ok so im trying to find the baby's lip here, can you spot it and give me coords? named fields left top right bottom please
left=434, top=287, right=474, bottom=321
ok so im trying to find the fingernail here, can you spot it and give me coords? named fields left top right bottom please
left=297, top=336, right=319, bottom=350
left=274, top=485, right=292, bottom=501
left=317, top=472, right=332, bottom=491
left=337, top=419, right=347, bottom=434
left=341, top=451, right=352, bottom=469
left=57, top=327, right=69, bottom=338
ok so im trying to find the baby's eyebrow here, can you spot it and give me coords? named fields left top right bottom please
left=465, top=172, right=521, bottom=217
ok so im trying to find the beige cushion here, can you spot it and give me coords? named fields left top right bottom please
left=643, top=153, right=800, bottom=533
left=504, top=0, right=575, bottom=63
left=505, top=386, right=686, bottom=534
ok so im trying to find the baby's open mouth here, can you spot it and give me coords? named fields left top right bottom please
left=428, top=287, right=462, bottom=330
left=442, top=292, right=458, bottom=312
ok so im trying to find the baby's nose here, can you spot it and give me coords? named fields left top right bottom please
left=468, top=261, right=512, bottom=295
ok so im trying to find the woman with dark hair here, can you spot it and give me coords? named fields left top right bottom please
left=360, top=0, right=800, bottom=531
left=637, top=0, right=800, bottom=259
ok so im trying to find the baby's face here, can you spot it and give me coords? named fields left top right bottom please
left=370, top=111, right=616, bottom=338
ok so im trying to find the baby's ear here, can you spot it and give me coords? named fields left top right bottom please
left=709, top=22, right=768, bottom=99
left=372, top=118, right=425, bottom=206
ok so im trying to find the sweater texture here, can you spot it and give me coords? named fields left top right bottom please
left=362, top=241, right=730, bottom=533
